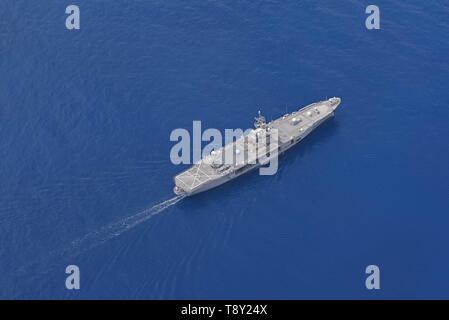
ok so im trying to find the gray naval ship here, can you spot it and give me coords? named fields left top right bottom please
left=173, top=97, right=341, bottom=196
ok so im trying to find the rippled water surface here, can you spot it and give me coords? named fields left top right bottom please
left=1, top=0, right=448, bottom=298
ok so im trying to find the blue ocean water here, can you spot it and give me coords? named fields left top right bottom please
left=1, top=0, right=448, bottom=299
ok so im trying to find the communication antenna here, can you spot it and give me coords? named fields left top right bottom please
left=254, top=109, right=266, bottom=128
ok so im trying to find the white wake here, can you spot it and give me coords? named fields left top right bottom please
left=70, top=195, right=185, bottom=253
left=15, top=195, right=185, bottom=278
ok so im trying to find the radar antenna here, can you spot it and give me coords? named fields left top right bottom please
left=254, top=110, right=267, bottom=129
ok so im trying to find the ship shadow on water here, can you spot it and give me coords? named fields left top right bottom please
left=177, top=118, right=339, bottom=211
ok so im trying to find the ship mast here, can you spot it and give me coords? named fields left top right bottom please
left=254, top=110, right=267, bottom=129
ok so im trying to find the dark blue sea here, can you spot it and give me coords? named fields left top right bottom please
left=1, top=0, right=448, bottom=299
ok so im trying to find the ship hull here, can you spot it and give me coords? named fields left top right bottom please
left=173, top=97, right=341, bottom=196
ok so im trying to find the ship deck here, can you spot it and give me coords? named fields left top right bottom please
left=174, top=162, right=220, bottom=191
left=269, top=102, right=334, bottom=144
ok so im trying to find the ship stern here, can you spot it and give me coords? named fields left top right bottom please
left=173, top=185, right=186, bottom=196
